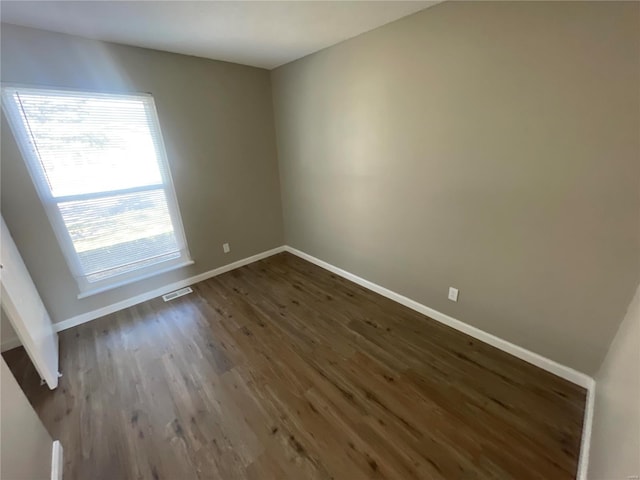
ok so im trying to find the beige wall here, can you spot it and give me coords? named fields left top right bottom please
left=0, top=357, right=53, bottom=479
left=589, top=285, right=640, bottom=480
left=0, top=308, right=19, bottom=351
left=271, top=1, right=640, bottom=374
left=1, top=24, right=284, bottom=322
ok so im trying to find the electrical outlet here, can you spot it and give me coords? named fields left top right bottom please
left=448, top=287, right=459, bottom=302
left=223, top=243, right=230, bottom=253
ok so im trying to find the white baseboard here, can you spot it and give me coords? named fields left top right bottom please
left=577, top=379, right=596, bottom=480
left=283, top=246, right=593, bottom=388
left=0, top=334, right=22, bottom=352
left=47, top=242, right=595, bottom=478
left=282, top=245, right=595, bottom=479
left=51, top=440, right=63, bottom=480
left=53, top=246, right=286, bottom=333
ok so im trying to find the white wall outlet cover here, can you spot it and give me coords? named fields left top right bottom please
left=223, top=243, right=230, bottom=253
left=448, top=287, right=459, bottom=302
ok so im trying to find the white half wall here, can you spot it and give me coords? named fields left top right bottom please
left=0, top=357, right=56, bottom=480
left=588, top=284, right=640, bottom=479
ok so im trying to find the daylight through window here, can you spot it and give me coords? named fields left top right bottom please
left=2, top=87, right=191, bottom=296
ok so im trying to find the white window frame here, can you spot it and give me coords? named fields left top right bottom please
left=1, top=85, right=193, bottom=298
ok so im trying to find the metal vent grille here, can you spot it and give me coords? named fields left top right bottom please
left=162, top=287, right=193, bottom=302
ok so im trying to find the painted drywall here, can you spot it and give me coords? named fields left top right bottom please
left=271, top=1, right=640, bottom=374
left=0, top=308, right=19, bottom=350
left=1, top=24, right=284, bottom=322
left=0, top=357, right=53, bottom=480
left=589, top=285, right=640, bottom=479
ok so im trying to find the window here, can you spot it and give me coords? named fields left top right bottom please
left=2, top=86, right=192, bottom=297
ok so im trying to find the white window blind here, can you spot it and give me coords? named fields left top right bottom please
left=2, top=86, right=192, bottom=297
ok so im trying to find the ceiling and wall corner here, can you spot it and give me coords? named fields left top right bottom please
left=1, top=23, right=285, bottom=322
left=0, top=1, right=439, bottom=69
left=0, top=1, right=638, bottom=379
left=270, top=0, right=640, bottom=375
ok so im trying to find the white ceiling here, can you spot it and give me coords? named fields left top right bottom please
left=0, top=1, right=438, bottom=69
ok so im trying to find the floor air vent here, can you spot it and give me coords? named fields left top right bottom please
left=162, top=287, right=193, bottom=302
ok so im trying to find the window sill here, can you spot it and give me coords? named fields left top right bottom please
left=77, top=259, right=194, bottom=299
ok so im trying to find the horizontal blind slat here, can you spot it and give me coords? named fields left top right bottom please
left=3, top=87, right=188, bottom=286
left=15, top=90, right=167, bottom=198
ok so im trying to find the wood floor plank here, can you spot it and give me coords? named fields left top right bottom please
left=3, top=252, right=586, bottom=479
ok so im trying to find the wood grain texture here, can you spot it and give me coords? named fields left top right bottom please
left=3, top=252, right=586, bottom=479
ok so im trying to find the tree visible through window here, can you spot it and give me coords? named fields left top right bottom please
left=2, top=87, right=191, bottom=296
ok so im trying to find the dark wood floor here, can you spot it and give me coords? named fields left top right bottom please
left=4, top=252, right=586, bottom=480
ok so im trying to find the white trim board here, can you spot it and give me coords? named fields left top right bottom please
left=53, top=246, right=285, bottom=333
left=576, top=379, right=596, bottom=480
left=53, top=242, right=592, bottom=388
left=51, top=440, right=63, bottom=480
left=283, top=246, right=592, bottom=387
left=282, top=245, right=595, bottom=480
left=47, top=242, right=594, bottom=479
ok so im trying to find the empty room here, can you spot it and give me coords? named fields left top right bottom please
left=0, top=1, right=638, bottom=479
